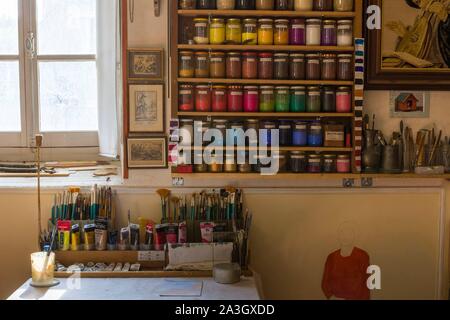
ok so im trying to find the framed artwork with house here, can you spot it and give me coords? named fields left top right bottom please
left=389, top=91, right=430, bottom=118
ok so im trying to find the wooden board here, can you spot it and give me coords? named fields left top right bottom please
left=55, top=250, right=165, bottom=269
left=0, top=171, right=71, bottom=178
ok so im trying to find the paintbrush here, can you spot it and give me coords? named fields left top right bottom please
left=156, top=189, right=170, bottom=222
left=428, top=130, right=442, bottom=166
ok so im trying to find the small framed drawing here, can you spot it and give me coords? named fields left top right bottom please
left=389, top=91, right=430, bottom=118
left=128, top=137, right=167, bottom=169
left=128, top=49, right=164, bottom=81
left=129, top=84, right=164, bottom=133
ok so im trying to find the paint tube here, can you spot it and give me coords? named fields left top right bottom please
left=70, top=224, right=80, bottom=251
left=166, top=223, right=179, bottom=244
left=145, top=224, right=154, bottom=246
left=200, top=222, right=215, bottom=243
left=107, top=230, right=118, bottom=250
left=57, top=220, right=71, bottom=251
left=129, top=224, right=140, bottom=250
left=119, top=227, right=130, bottom=250
left=154, top=224, right=167, bottom=250
left=178, top=221, right=187, bottom=244
left=83, top=224, right=95, bottom=251
left=95, top=218, right=108, bottom=251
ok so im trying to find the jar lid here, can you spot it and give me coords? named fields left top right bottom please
left=290, top=53, right=305, bottom=57
left=227, top=52, right=241, bottom=56
left=323, top=154, right=337, bottom=159
left=180, top=84, right=193, bottom=88
left=323, top=19, right=337, bottom=24
left=322, top=53, right=337, bottom=58
left=306, top=53, right=320, bottom=58
left=246, top=119, right=259, bottom=123
left=212, top=85, right=227, bottom=89
left=194, top=18, right=208, bottom=22
left=180, top=119, right=194, bottom=123
left=179, top=51, right=194, bottom=55
left=274, top=53, right=289, bottom=57
left=195, top=51, right=209, bottom=56
left=258, top=18, right=273, bottom=23
left=275, top=19, right=289, bottom=24
left=210, top=51, right=225, bottom=56
left=306, top=19, right=322, bottom=23
left=337, top=86, right=351, bottom=90
left=338, top=155, right=350, bottom=159
left=227, top=18, right=241, bottom=22
left=307, top=86, right=320, bottom=90
left=290, top=151, right=306, bottom=155
left=258, top=52, right=273, bottom=57
left=260, top=86, right=274, bottom=89
left=309, top=154, right=322, bottom=159
left=291, top=18, right=305, bottom=23
left=244, top=86, right=258, bottom=90
left=338, top=20, right=353, bottom=24
left=338, top=54, right=353, bottom=57
left=229, top=85, right=243, bottom=90
left=276, top=86, right=290, bottom=90
left=211, top=18, right=225, bottom=22
left=196, top=85, right=210, bottom=89
left=291, top=86, right=306, bottom=90
left=243, top=18, right=257, bottom=23
left=213, top=119, right=228, bottom=124
left=242, top=52, right=257, bottom=56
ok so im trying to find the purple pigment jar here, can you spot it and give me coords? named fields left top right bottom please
left=321, top=20, right=337, bottom=46
left=290, top=19, right=305, bottom=45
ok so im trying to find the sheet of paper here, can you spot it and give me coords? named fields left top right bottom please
left=157, top=280, right=203, bottom=297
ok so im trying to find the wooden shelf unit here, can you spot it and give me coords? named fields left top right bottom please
left=180, top=146, right=353, bottom=152
left=170, top=1, right=364, bottom=176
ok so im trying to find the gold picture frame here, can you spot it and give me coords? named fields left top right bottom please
left=128, top=84, right=165, bottom=133
left=127, top=48, right=164, bottom=81
left=127, top=137, right=167, bottom=169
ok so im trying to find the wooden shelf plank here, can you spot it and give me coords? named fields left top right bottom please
left=55, top=270, right=254, bottom=279
left=177, top=112, right=354, bottom=118
left=179, top=146, right=353, bottom=152
left=178, top=44, right=355, bottom=52
left=178, top=78, right=354, bottom=86
left=178, top=10, right=356, bottom=18
left=171, top=173, right=450, bottom=180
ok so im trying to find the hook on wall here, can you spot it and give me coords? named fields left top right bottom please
left=154, top=0, right=161, bottom=17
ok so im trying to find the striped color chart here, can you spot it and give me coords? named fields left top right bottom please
left=353, top=38, right=365, bottom=173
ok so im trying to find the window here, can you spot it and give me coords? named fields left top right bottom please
left=0, top=0, right=118, bottom=159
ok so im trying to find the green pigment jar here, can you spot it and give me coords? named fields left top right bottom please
left=306, top=86, right=321, bottom=113
left=275, top=86, right=290, bottom=113
left=259, top=86, right=275, bottom=112
left=290, top=86, right=306, bottom=112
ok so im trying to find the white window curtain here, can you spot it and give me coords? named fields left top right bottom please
left=97, top=0, right=120, bottom=158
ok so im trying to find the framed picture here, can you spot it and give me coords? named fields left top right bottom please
left=389, top=91, right=430, bottom=118
left=127, top=137, right=168, bottom=169
left=129, top=84, right=165, bottom=133
left=365, top=0, right=450, bottom=89
left=128, top=49, right=164, bottom=81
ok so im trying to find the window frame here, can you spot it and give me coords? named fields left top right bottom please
left=0, top=0, right=111, bottom=159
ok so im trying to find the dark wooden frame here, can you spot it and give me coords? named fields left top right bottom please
left=365, top=0, right=450, bottom=90
left=128, top=83, right=166, bottom=134
left=127, top=48, right=165, bottom=82
left=121, top=0, right=129, bottom=178
left=127, top=136, right=169, bottom=169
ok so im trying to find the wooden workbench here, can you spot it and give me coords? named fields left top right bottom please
left=8, top=277, right=260, bottom=300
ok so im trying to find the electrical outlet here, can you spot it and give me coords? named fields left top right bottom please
left=343, top=178, right=355, bottom=188
left=172, top=177, right=184, bottom=187
left=361, top=178, right=374, bottom=188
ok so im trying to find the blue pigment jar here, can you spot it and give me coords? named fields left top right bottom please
left=260, top=121, right=277, bottom=146
left=292, top=121, right=308, bottom=146
left=308, top=121, right=323, bottom=147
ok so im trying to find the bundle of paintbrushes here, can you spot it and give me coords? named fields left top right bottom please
left=155, top=188, right=247, bottom=245
left=41, top=185, right=116, bottom=251
left=50, top=185, right=115, bottom=224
